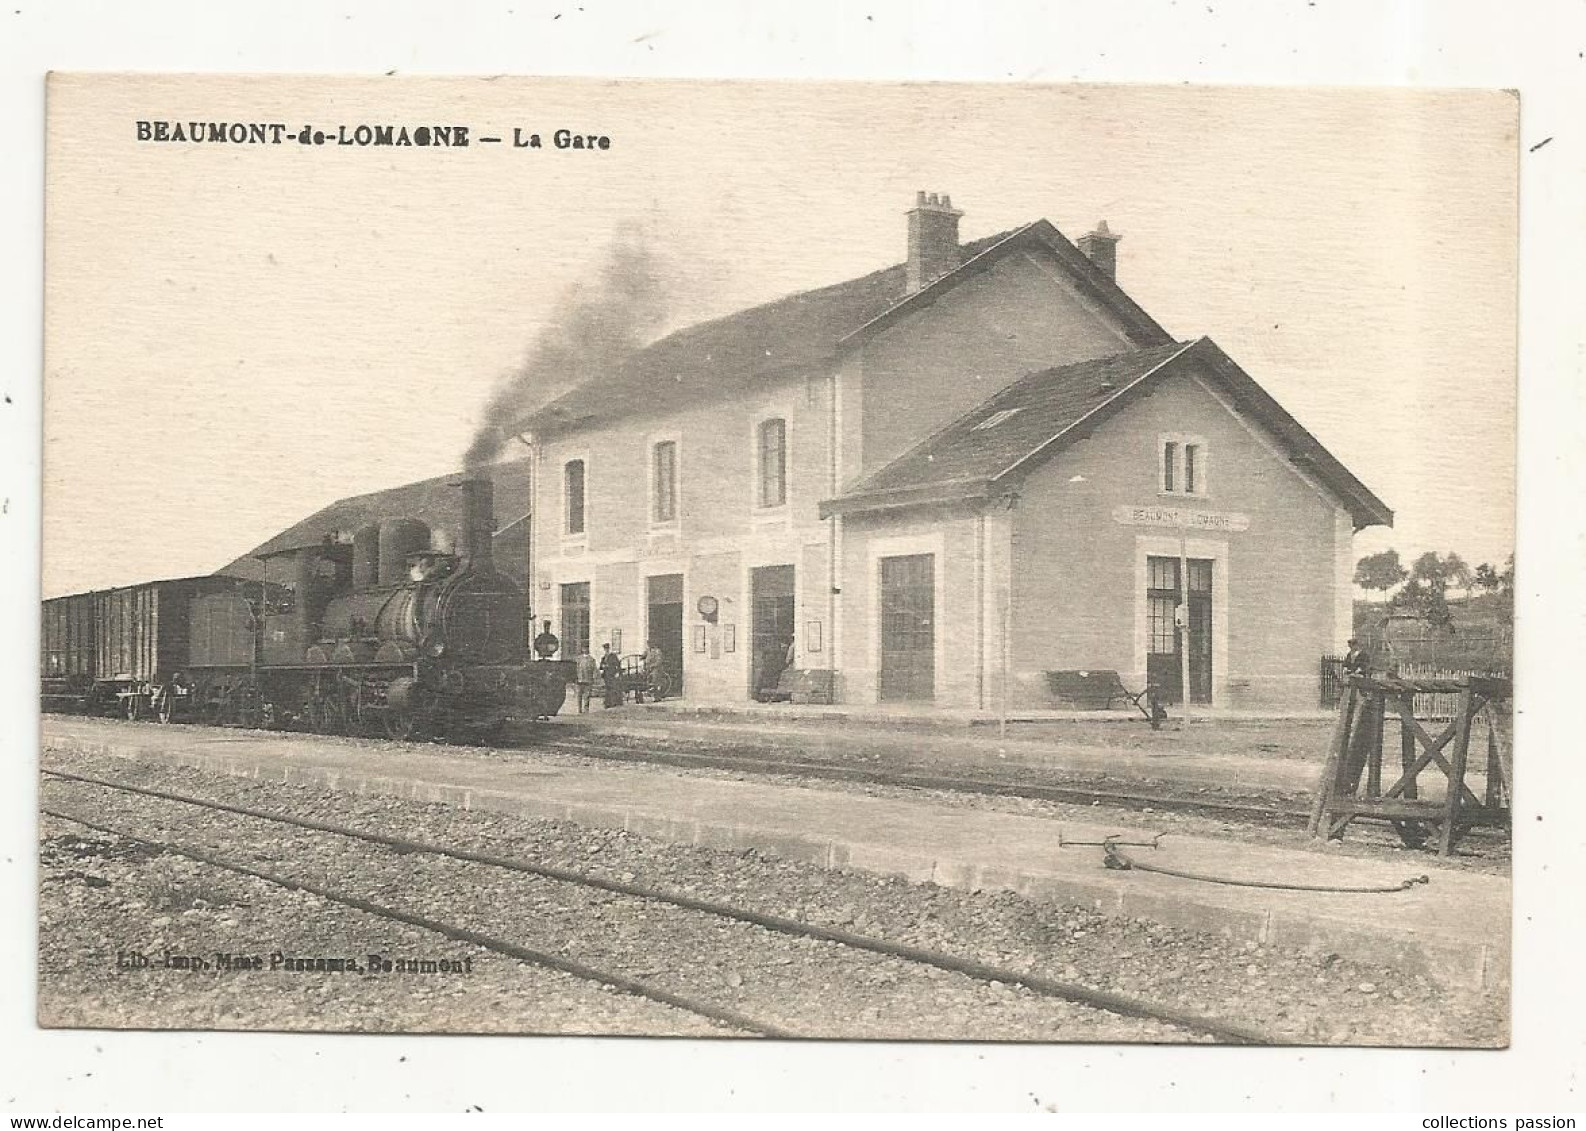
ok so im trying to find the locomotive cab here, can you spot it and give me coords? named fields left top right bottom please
left=255, top=542, right=352, bottom=668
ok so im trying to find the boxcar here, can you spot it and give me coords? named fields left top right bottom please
left=41, top=576, right=248, bottom=719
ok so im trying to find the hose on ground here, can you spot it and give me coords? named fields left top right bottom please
left=1102, top=841, right=1429, bottom=894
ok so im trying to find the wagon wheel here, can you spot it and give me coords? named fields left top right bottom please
left=652, top=669, right=679, bottom=700
left=200, top=690, right=229, bottom=727
left=154, top=688, right=175, bottom=724
left=125, top=693, right=143, bottom=722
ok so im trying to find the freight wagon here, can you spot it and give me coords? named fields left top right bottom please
left=41, top=576, right=247, bottom=720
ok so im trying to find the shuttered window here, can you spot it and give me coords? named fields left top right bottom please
left=758, top=418, right=787, bottom=507
left=652, top=440, right=677, bottom=523
left=564, top=459, right=585, bottom=535
left=1160, top=437, right=1208, bottom=496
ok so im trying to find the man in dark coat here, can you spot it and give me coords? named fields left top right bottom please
left=1342, top=637, right=1371, bottom=677
left=598, top=642, right=624, bottom=708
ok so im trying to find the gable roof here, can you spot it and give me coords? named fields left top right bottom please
left=819, top=337, right=1393, bottom=530
left=512, top=220, right=1173, bottom=438
left=219, top=458, right=534, bottom=582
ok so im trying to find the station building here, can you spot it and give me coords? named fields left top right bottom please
left=512, top=194, right=1391, bottom=710
left=236, top=193, right=1390, bottom=711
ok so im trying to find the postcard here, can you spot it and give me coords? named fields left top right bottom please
left=39, top=75, right=1515, bottom=1046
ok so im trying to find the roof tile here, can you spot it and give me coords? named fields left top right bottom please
left=836, top=343, right=1191, bottom=501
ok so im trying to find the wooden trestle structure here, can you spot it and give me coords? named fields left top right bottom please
left=1308, top=674, right=1512, bottom=857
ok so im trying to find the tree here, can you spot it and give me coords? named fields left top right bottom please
left=1393, top=551, right=1457, bottom=631
left=1354, top=549, right=1407, bottom=603
left=1410, top=551, right=1446, bottom=588
left=1474, top=554, right=1515, bottom=625
left=1442, top=552, right=1473, bottom=599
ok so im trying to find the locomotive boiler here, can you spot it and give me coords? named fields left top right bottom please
left=42, top=477, right=574, bottom=739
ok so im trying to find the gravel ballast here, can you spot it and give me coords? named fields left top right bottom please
left=38, top=747, right=1507, bottom=1046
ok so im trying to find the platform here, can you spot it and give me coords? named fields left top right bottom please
left=612, top=698, right=1337, bottom=728
left=40, top=717, right=1509, bottom=993
left=568, top=710, right=1338, bottom=795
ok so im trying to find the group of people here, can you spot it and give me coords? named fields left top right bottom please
left=532, top=618, right=804, bottom=710
left=531, top=620, right=667, bottom=714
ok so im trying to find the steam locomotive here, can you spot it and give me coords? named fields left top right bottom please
left=40, top=478, right=573, bottom=739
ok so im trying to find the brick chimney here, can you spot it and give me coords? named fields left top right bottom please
left=906, top=191, right=964, bottom=293
left=1077, top=220, right=1121, bottom=281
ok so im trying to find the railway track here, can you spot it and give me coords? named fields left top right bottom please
left=41, top=766, right=1274, bottom=1044
left=523, top=732, right=1508, bottom=855
left=525, top=731, right=1311, bottom=827
left=40, top=714, right=1509, bottom=861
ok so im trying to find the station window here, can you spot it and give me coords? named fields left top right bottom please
left=1159, top=436, right=1207, bottom=496
left=564, top=459, right=585, bottom=536
left=652, top=440, right=678, bottom=524
left=758, top=418, right=787, bottom=508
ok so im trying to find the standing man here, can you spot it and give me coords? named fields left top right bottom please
left=573, top=648, right=596, bottom=714
left=644, top=640, right=665, bottom=698
left=599, top=642, right=624, bottom=708
left=1343, top=637, right=1371, bottom=678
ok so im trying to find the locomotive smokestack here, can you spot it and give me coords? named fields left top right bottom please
left=458, top=477, right=496, bottom=572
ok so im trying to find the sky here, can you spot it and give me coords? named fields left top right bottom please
left=41, top=77, right=1517, bottom=596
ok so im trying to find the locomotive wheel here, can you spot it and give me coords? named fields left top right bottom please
left=320, top=695, right=348, bottom=735
left=382, top=708, right=423, bottom=741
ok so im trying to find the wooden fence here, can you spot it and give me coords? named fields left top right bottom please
left=1361, top=630, right=1513, bottom=671
left=1321, top=656, right=1512, bottom=718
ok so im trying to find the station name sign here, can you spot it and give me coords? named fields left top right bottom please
left=1112, top=505, right=1251, bottom=532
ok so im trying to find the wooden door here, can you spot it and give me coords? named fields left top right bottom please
left=1145, top=556, right=1213, bottom=705
left=750, top=565, right=795, bottom=699
left=646, top=573, right=684, bottom=694
left=879, top=553, right=935, bottom=702
left=560, top=582, right=590, bottom=659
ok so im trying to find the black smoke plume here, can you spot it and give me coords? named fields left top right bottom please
left=465, top=224, right=669, bottom=469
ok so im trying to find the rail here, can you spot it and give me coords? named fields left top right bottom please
left=43, top=767, right=1276, bottom=1045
